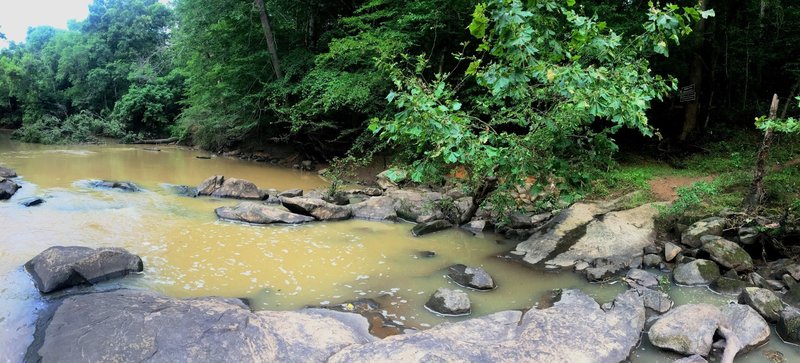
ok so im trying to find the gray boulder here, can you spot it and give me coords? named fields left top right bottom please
left=626, top=269, right=659, bottom=288
left=648, top=304, right=722, bottom=356
left=543, top=204, right=659, bottom=270
left=425, top=288, right=471, bottom=316
left=718, top=304, right=770, bottom=359
left=278, top=188, right=303, bottom=198
left=699, top=236, right=754, bottom=272
left=26, top=290, right=375, bottom=362
left=349, top=196, right=398, bottom=222
left=665, top=242, right=682, bottom=262
left=215, top=202, right=314, bottom=224
left=330, top=289, right=645, bottom=363
left=0, top=165, right=17, bottom=178
left=738, top=287, right=783, bottom=323
left=777, top=306, right=800, bottom=345
left=385, top=189, right=443, bottom=223
left=738, top=226, right=759, bottom=245
left=0, top=178, right=20, bottom=199
left=281, top=197, right=351, bottom=221
left=681, top=217, right=725, bottom=248
left=197, top=175, right=261, bottom=199
left=411, top=220, right=453, bottom=237
left=87, top=180, right=140, bottom=192
left=673, top=259, right=720, bottom=286
left=18, top=196, right=45, bottom=207
left=634, top=287, right=673, bottom=313
left=447, top=264, right=496, bottom=290
left=24, top=246, right=143, bottom=294
left=643, top=254, right=662, bottom=268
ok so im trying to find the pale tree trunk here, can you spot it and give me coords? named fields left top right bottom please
left=743, top=94, right=779, bottom=213
left=679, top=0, right=711, bottom=142
left=255, top=0, right=283, bottom=79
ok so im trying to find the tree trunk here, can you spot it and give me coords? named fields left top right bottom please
left=459, top=177, right=497, bottom=225
left=743, top=94, right=780, bottom=213
left=679, top=0, right=710, bottom=142
left=254, top=0, right=283, bottom=80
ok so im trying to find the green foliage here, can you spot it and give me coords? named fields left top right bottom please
left=12, top=111, right=124, bottom=144
left=370, top=0, right=704, bottom=209
left=658, top=181, right=718, bottom=218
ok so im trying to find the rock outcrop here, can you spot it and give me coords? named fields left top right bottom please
left=447, top=264, right=496, bottom=290
left=0, top=177, right=20, bottom=199
left=215, top=202, right=314, bottom=224
left=348, top=196, right=399, bottom=222
left=681, top=217, right=725, bottom=248
left=648, top=304, right=721, bottom=356
left=331, top=289, right=645, bottom=363
left=26, top=290, right=375, bottom=362
left=673, top=259, right=720, bottom=286
left=281, top=197, right=352, bottom=221
left=197, top=175, right=261, bottom=199
left=87, top=180, right=140, bottom=192
left=718, top=304, right=770, bottom=359
left=24, top=246, right=143, bottom=294
left=0, top=165, right=17, bottom=178
left=424, top=288, right=471, bottom=316
left=738, top=287, right=783, bottom=323
left=411, top=220, right=453, bottom=237
left=699, top=236, right=754, bottom=272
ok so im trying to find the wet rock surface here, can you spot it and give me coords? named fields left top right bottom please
left=718, top=304, right=770, bottom=357
left=215, top=202, right=315, bottom=224
left=424, top=288, right=471, bottom=316
left=738, top=287, right=783, bottom=323
left=0, top=177, right=21, bottom=199
left=699, top=236, right=754, bottom=272
left=87, top=180, right=140, bottom=192
left=18, top=196, right=45, bottom=207
left=26, top=290, right=375, bottom=363
left=447, top=264, right=496, bottom=290
left=648, top=304, right=721, bottom=356
left=411, top=220, right=453, bottom=237
left=777, top=306, right=800, bottom=345
left=197, top=175, right=261, bottom=199
left=331, top=289, right=645, bottom=363
left=281, top=197, right=352, bottom=221
left=24, top=246, right=143, bottom=294
left=348, top=196, right=399, bottom=222
left=673, top=259, right=720, bottom=286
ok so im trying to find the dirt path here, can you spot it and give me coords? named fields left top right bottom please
left=648, top=175, right=716, bottom=201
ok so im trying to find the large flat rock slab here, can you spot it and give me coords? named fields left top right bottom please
left=26, top=290, right=375, bottom=362
left=197, top=175, right=262, bottom=199
left=215, top=202, right=314, bottom=224
left=24, top=246, right=143, bottom=294
left=329, top=289, right=645, bottom=362
left=545, top=203, right=659, bottom=268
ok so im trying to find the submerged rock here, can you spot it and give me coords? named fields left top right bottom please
left=0, top=178, right=21, bottom=199
left=26, top=290, right=375, bottom=362
left=636, top=287, right=673, bottom=314
left=673, top=259, right=720, bottom=286
left=87, top=180, right=140, bottom=192
left=349, top=196, right=398, bottom=222
left=0, top=166, right=17, bottom=178
left=648, top=304, right=721, bottom=356
left=330, top=289, right=645, bottom=363
left=738, top=287, right=783, bottom=323
left=777, top=306, right=800, bottom=345
left=24, top=246, right=143, bottom=294
left=411, top=220, right=452, bottom=237
left=425, top=288, right=471, bottom=316
left=197, top=175, right=261, bottom=199
left=681, top=217, right=725, bottom=248
left=164, top=184, right=198, bottom=197
left=673, top=355, right=708, bottom=363
left=215, top=202, right=314, bottom=224
left=18, top=196, right=45, bottom=207
left=718, top=304, right=770, bottom=357
left=447, top=264, right=496, bottom=290
left=699, top=236, right=754, bottom=272
left=281, top=197, right=351, bottom=221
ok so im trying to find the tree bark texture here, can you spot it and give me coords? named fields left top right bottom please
left=679, top=0, right=711, bottom=142
left=743, top=94, right=779, bottom=213
left=255, top=0, right=283, bottom=79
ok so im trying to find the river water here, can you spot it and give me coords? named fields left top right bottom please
left=0, top=132, right=797, bottom=362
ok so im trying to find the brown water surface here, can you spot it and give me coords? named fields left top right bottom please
left=1, top=132, right=795, bottom=362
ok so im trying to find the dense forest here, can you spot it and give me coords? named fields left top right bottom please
left=1, top=0, right=799, bottom=212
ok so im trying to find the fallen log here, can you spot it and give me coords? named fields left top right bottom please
left=130, top=137, right=178, bottom=145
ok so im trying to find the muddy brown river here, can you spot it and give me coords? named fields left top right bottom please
left=0, top=132, right=797, bottom=362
